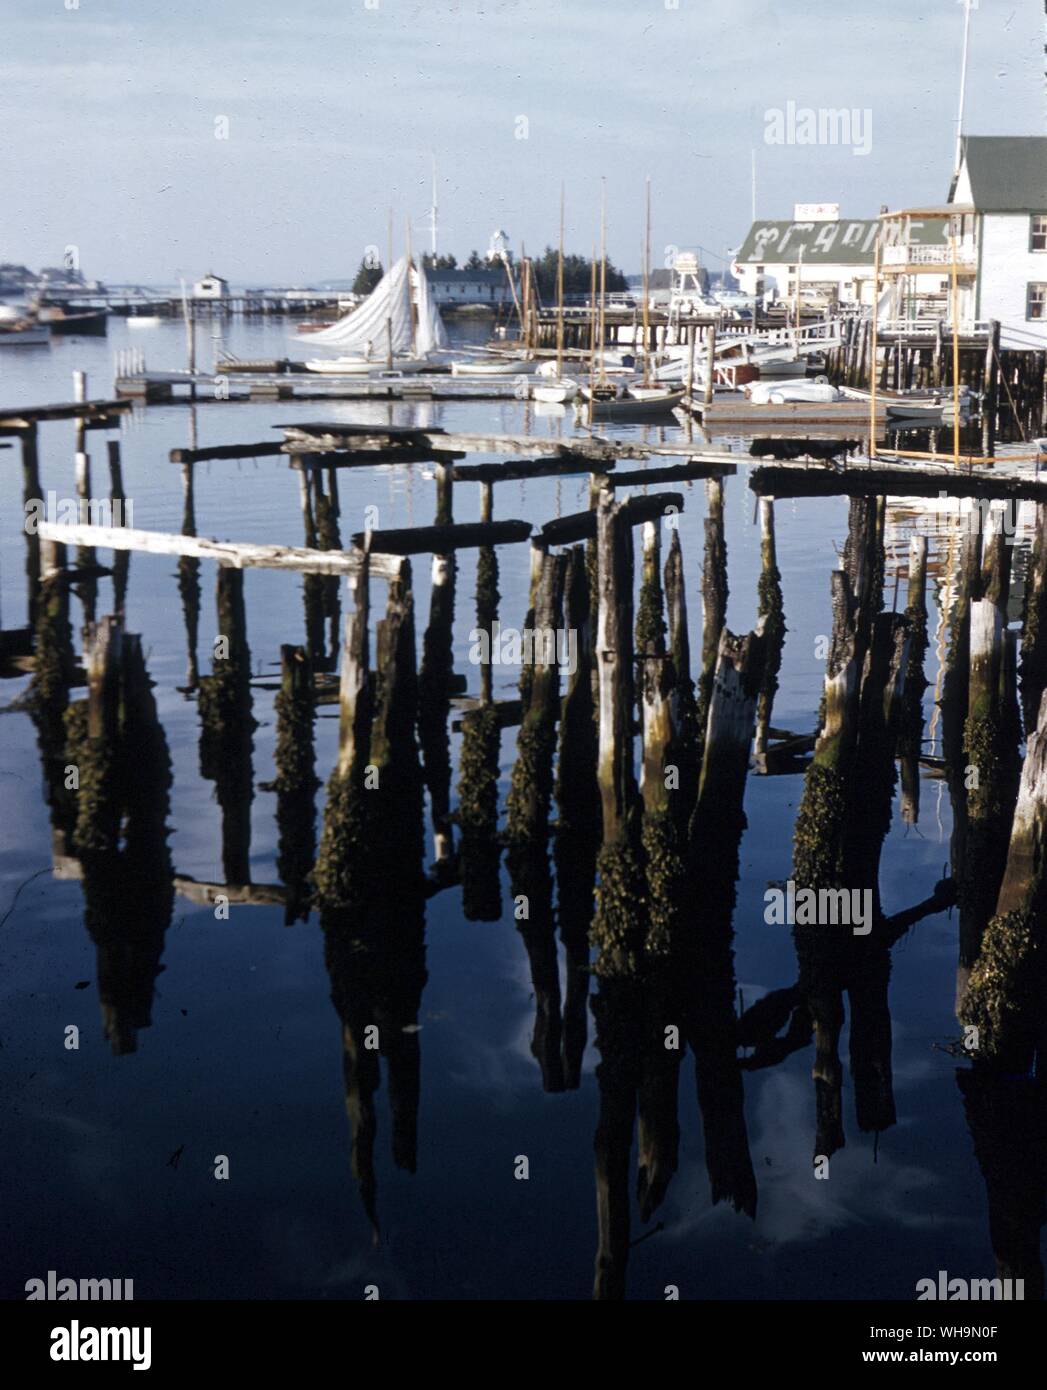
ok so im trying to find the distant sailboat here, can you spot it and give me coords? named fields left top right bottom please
left=302, top=255, right=446, bottom=373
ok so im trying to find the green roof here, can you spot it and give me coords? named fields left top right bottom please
left=735, top=216, right=947, bottom=266
left=951, top=136, right=1047, bottom=211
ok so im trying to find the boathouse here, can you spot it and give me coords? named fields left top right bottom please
left=732, top=207, right=948, bottom=309
left=192, top=272, right=229, bottom=300
left=946, top=135, right=1047, bottom=350
left=423, top=267, right=511, bottom=309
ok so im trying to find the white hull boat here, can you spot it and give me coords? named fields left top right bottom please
left=304, top=355, right=431, bottom=375
left=531, top=378, right=579, bottom=403
left=449, top=357, right=536, bottom=376
left=127, top=316, right=162, bottom=328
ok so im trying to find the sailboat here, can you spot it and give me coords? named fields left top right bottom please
left=576, top=181, right=683, bottom=421
left=533, top=187, right=579, bottom=404
left=301, top=255, right=446, bottom=374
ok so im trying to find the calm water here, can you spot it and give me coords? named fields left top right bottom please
left=0, top=317, right=1028, bottom=1300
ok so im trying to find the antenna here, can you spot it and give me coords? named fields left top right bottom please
left=954, top=0, right=976, bottom=177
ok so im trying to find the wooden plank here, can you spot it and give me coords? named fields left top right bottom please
left=169, top=441, right=287, bottom=463
left=349, top=519, right=533, bottom=555
left=608, top=461, right=736, bottom=486
left=538, top=492, right=685, bottom=545
left=451, top=456, right=618, bottom=482
left=37, top=520, right=404, bottom=579
left=0, top=399, right=133, bottom=425
left=749, top=462, right=1047, bottom=502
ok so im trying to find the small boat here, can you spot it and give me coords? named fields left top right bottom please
left=37, top=306, right=108, bottom=336
left=0, top=304, right=50, bottom=345
left=127, top=315, right=162, bottom=328
left=449, top=357, right=536, bottom=376
left=304, top=355, right=430, bottom=375
left=576, top=382, right=685, bottom=420
left=531, top=377, right=579, bottom=403
left=746, top=379, right=840, bottom=405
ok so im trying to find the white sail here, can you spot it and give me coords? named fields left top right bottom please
left=412, top=260, right=448, bottom=353
left=300, top=255, right=447, bottom=356
left=303, top=257, right=413, bottom=353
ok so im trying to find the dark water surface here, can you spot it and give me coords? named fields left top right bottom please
left=0, top=319, right=1028, bottom=1300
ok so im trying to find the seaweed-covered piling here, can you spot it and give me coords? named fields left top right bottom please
left=554, top=544, right=599, bottom=1087
left=753, top=497, right=786, bottom=771
left=697, top=477, right=728, bottom=752
left=20, top=424, right=42, bottom=625
left=317, top=560, right=428, bottom=1237
left=197, top=567, right=256, bottom=887
left=898, top=535, right=929, bottom=824
left=419, top=550, right=457, bottom=864
left=274, top=644, right=317, bottom=924
left=177, top=461, right=201, bottom=691
left=507, top=546, right=567, bottom=1091
left=106, top=440, right=129, bottom=621
left=959, top=507, right=1021, bottom=984
left=1019, top=502, right=1047, bottom=736
left=662, top=530, right=700, bottom=826
left=961, top=689, right=1047, bottom=1068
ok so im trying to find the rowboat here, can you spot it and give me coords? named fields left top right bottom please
left=576, top=383, right=685, bottom=420
left=449, top=357, right=536, bottom=376
left=304, top=355, right=431, bottom=375
left=531, top=377, right=579, bottom=403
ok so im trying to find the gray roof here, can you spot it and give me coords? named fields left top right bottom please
left=423, top=267, right=504, bottom=284
left=951, top=136, right=1047, bottom=211
left=735, top=216, right=947, bottom=266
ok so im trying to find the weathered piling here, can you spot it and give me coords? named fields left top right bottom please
left=960, top=689, right=1047, bottom=1069
left=1019, top=502, right=1047, bottom=736
left=20, top=425, right=42, bottom=625
left=177, top=462, right=201, bottom=691
left=273, top=645, right=318, bottom=924
left=661, top=530, right=700, bottom=828
left=753, top=497, right=786, bottom=770
left=506, top=548, right=565, bottom=848
left=456, top=531, right=503, bottom=920
left=898, top=535, right=929, bottom=825
left=197, top=568, right=256, bottom=887
left=419, top=547, right=457, bottom=864
left=554, top=544, right=599, bottom=1087
left=106, top=440, right=129, bottom=620
left=959, top=507, right=1021, bottom=983
left=697, top=478, right=728, bottom=751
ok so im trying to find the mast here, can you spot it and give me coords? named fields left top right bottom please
left=429, top=155, right=438, bottom=258
left=556, top=184, right=565, bottom=379
left=954, top=0, right=975, bottom=177
left=386, top=208, right=394, bottom=368
left=405, top=216, right=418, bottom=356
left=598, top=179, right=607, bottom=386
left=642, top=177, right=651, bottom=386
left=587, top=244, right=598, bottom=425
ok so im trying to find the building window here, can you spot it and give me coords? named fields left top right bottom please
left=1028, top=283, right=1047, bottom=320
left=1031, top=216, right=1047, bottom=252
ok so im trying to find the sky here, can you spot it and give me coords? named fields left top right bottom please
left=0, top=0, right=1042, bottom=285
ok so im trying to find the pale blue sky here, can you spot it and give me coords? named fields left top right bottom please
left=0, top=0, right=1041, bottom=284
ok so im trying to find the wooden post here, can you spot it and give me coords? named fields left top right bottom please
left=337, top=557, right=370, bottom=778
left=20, top=425, right=42, bottom=626
left=754, top=496, right=785, bottom=768
left=981, top=320, right=1000, bottom=458
left=898, top=534, right=928, bottom=824
left=1019, top=502, right=1047, bottom=735
left=703, top=325, right=716, bottom=406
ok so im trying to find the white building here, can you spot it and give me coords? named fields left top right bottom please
left=192, top=272, right=229, bottom=300
left=732, top=205, right=949, bottom=309
left=423, top=267, right=512, bottom=308
left=946, top=135, right=1047, bottom=349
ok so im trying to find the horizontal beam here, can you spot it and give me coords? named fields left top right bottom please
left=0, top=399, right=133, bottom=425
left=538, top=491, right=685, bottom=545
left=169, top=441, right=287, bottom=463
left=748, top=462, right=1047, bottom=503
left=37, top=521, right=406, bottom=579
left=351, top=519, right=533, bottom=555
